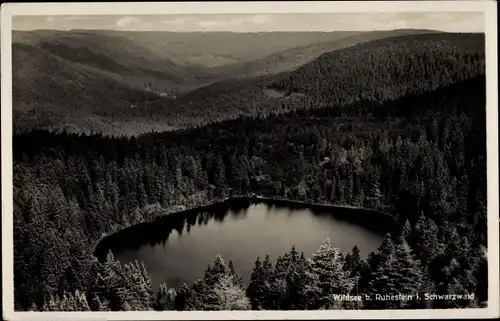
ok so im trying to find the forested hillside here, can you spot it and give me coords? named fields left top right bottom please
left=13, top=74, right=487, bottom=310
left=12, top=29, right=346, bottom=136
left=12, top=30, right=206, bottom=90
left=14, top=30, right=356, bottom=68
left=268, top=33, right=484, bottom=104
left=12, top=32, right=484, bottom=137
left=12, top=42, right=189, bottom=135
left=14, top=30, right=192, bottom=79
left=208, top=29, right=439, bottom=79
left=12, top=30, right=228, bottom=135
left=178, top=32, right=484, bottom=125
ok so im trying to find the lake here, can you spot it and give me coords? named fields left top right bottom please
left=95, top=198, right=395, bottom=291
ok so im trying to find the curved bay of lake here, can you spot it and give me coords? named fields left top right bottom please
left=96, top=199, right=393, bottom=291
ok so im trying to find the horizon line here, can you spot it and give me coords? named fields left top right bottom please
left=13, top=28, right=479, bottom=34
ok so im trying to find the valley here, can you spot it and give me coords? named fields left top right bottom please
left=12, top=30, right=484, bottom=136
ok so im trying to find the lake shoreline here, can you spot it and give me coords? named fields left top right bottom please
left=94, top=195, right=399, bottom=260
left=237, top=196, right=393, bottom=216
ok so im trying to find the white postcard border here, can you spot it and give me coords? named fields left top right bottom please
left=1, top=1, right=498, bottom=320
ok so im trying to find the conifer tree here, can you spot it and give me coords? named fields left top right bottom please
left=247, top=256, right=271, bottom=310
left=268, top=254, right=288, bottom=310
left=393, top=236, right=424, bottom=308
left=91, top=292, right=110, bottom=311
left=40, top=289, right=91, bottom=311
left=174, top=283, right=194, bottom=311
left=365, top=235, right=398, bottom=309
left=228, top=260, right=244, bottom=287
left=213, top=155, right=228, bottom=197
left=214, top=274, right=251, bottom=310
left=286, top=252, right=311, bottom=310
left=27, top=302, right=38, bottom=312
left=118, top=260, right=154, bottom=310
left=413, top=214, right=440, bottom=264
left=41, top=295, right=59, bottom=311
left=90, top=251, right=123, bottom=311
left=74, top=290, right=91, bottom=311
left=401, top=219, right=413, bottom=244
left=195, top=255, right=241, bottom=310
left=250, top=254, right=275, bottom=310
left=370, top=233, right=395, bottom=270
left=268, top=245, right=304, bottom=309
left=186, top=279, right=207, bottom=310
left=345, top=245, right=361, bottom=275
left=306, top=239, right=354, bottom=309
left=154, top=283, right=176, bottom=311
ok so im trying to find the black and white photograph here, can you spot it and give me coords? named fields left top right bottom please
left=1, top=1, right=498, bottom=320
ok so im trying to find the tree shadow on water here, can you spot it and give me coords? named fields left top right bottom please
left=95, top=201, right=253, bottom=260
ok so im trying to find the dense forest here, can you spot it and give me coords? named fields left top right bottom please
left=174, top=33, right=485, bottom=131
left=13, top=64, right=487, bottom=311
left=206, top=29, right=438, bottom=79
left=268, top=33, right=484, bottom=103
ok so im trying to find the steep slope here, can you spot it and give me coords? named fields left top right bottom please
left=14, top=30, right=184, bottom=77
left=12, top=30, right=206, bottom=91
left=179, top=32, right=485, bottom=125
left=12, top=43, right=180, bottom=135
left=268, top=33, right=485, bottom=106
left=209, top=29, right=440, bottom=79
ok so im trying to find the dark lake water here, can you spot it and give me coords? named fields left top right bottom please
left=96, top=199, right=395, bottom=291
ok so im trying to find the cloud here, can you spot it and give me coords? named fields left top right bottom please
left=11, top=13, right=484, bottom=33
left=161, top=17, right=193, bottom=25
left=116, top=16, right=141, bottom=28
left=197, top=20, right=227, bottom=28
left=251, top=15, right=272, bottom=25
left=194, top=15, right=274, bottom=30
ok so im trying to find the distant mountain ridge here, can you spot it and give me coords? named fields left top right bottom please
left=12, top=29, right=379, bottom=90
left=65, top=29, right=362, bottom=67
left=208, top=29, right=441, bottom=79
left=11, top=30, right=485, bottom=136
left=12, top=30, right=205, bottom=91
left=179, top=32, right=485, bottom=126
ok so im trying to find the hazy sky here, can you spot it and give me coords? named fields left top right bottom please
left=12, top=12, right=484, bottom=32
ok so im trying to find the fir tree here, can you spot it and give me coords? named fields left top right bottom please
left=91, top=292, right=110, bottom=311
left=413, top=214, right=440, bottom=264
left=287, top=252, right=311, bottom=310
left=154, top=283, right=176, bottom=311
left=365, top=236, right=399, bottom=309
left=213, top=274, right=251, bottom=310
left=174, top=283, right=193, bottom=311
left=73, top=290, right=91, bottom=311
left=393, top=236, right=424, bottom=308
left=247, top=256, right=270, bottom=310
left=306, top=239, right=354, bottom=309
left=119, top=260, right=154, bottom=310
left=401, top=219, right=413, bottom=244
left=228, top=260, right=244, bottom=287
left=345, top=245, right=361, bottom=275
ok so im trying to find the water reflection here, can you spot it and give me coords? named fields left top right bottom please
left=96, top=199, right=396, bottom=260
left=95, top=198, right=396, bottom=291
